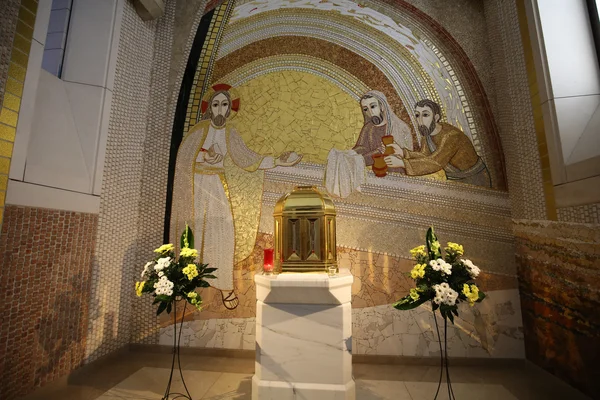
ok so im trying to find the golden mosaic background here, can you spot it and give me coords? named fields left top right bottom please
left=232, top=71, right=363, bottom=163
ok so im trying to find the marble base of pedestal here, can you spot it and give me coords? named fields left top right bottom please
left=252, top=270, right=355, bottom=400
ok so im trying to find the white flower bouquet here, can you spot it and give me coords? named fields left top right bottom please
left=135, top=225, right=217, bottom=315
left=394, top=227, right=485, bottom=323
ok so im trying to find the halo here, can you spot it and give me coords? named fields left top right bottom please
left=200, top=83, right=240, bottom=121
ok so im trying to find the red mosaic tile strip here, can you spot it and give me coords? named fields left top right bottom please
left=0, top=206, right=98, bottom=400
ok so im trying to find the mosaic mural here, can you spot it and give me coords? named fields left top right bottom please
left=165, top=0, right=522, bottom=358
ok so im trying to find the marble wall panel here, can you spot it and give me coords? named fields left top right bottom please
left=515, top=220, right=600, bottom=398
left=161, top=289, right=524, bottom=359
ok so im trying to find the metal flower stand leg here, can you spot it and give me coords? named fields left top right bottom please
left=433, top=308, right=456, bottom=400
left=162, top=301, right=192, bottom=400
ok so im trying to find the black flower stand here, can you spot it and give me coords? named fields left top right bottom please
left=433, top=307, right=456, bottom=400
left=162, top=301, right=192, bottom=400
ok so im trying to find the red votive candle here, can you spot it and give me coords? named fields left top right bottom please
left=263, top=248, right=274, bottom=273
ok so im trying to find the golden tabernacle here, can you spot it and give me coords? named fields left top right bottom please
left=273, top=186, right=338, bottom=273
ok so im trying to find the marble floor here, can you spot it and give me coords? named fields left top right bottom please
left=21, top=350, right=590, bottom=400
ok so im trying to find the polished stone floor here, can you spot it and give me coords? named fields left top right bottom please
left=21, top=350, right=590, bottom=400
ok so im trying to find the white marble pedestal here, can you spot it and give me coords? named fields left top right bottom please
left=252, top=269, right=355, bottom=400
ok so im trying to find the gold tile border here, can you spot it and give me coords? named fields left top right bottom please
left=516, top=0, right=557, bottom=220
left=0, top=0, right=38, bottom=221
left=184, top=1, right=235, bottom=133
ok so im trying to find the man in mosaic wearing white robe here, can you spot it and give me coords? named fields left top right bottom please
left=171, top=84, right=301, bottom=309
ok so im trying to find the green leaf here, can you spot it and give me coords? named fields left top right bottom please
left=426, top=226, right=442, bottom=259
left=156, top=302, right=167, bottom=316
left=393, top=295, right=429, bottom=311
left=202, top=274, right=217, bottom=280
left=204, top=268, right=218, bottom=274
left=156, top=295, right=171, bottom=302
left=180, top=224, right=195, bottom=249
left=166, top=303, right=172, bottom=314
left=452, top=308, right=459, bottom=316
left=448, top=311, right=455, bottom=324
left=477, top=291, right=486, bottom=302
left=152, top=298, right=161, bottom=305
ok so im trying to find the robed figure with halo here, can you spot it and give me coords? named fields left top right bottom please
left=170, top=83, right=302, bottom=309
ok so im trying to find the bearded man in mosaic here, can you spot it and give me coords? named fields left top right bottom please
left=170, top=84, right=302, bottom=309
left=353, top=90, right=416, bottom=171
left=385, top=99, right=491, bottom=187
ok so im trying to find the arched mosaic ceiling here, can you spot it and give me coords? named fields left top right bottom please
left=211, top=0, right=506, bottom=189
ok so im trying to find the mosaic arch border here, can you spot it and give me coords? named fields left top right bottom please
left=212, top=36, right=415, bottom=130
left=219, top=0, right=507, bottom=190
left=219, top=9, right=443, bottom=139
left=375, top=0, right=508, bottom=191
left=220, top=54, right=370, bottom=101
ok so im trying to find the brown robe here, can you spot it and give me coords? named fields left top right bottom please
left=403, top=123, right=491, bottom=187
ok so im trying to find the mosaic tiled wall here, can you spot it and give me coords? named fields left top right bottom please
left=485, top=1, right=599, bottom=396
left=0, top=0, right=37, bottom=228
left=483, top=0, right=546, bottom=220
left=131, top=0, right=210, bottom=347
left=84, top=0, right=157, bottom=362
left=159, top=233, right=524, bottom=359
left=0, top=1, right=21, bottom=107
left=143, top=0, right=527, bottom=360
left=0, top=205, right=97, bottom=400
left=515, top=221, right=600, bottom=399
left=557, top=203, right=600, bottom=225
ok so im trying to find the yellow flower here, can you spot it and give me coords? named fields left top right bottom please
left=187, top=291, right=198, bottom=299
left=462, top=283, right=479, bottom=306
left=409, top=245, right=426, bottom=258
left=410, top=263, right=426, bottom=279
left=409, top=288, right=420, bottom=301
left=154, top=244, right=174, bottom=254
left=446, top=242, right=464, bottom=255
left=135, top=281, right=145, bottom=297
left=182, top=264, right=198, bottom=280
left=180, top=247, right=198, bottom=259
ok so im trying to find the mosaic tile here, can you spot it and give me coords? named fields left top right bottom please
left=514, top=220, right=600, bottom=398
left=222, top=1, right=507, bottom=189
left=85, top=0, right=158, bottom=362
left=557, top=203, right=600, bottom=225
left=483, top=0, right=546, bottom=219
left=0, top=206, right=98, bottom=400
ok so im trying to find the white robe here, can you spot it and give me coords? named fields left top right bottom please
left=325, top=148, right=366, bottom=198
left=175, top=122, right=273, bottom=291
